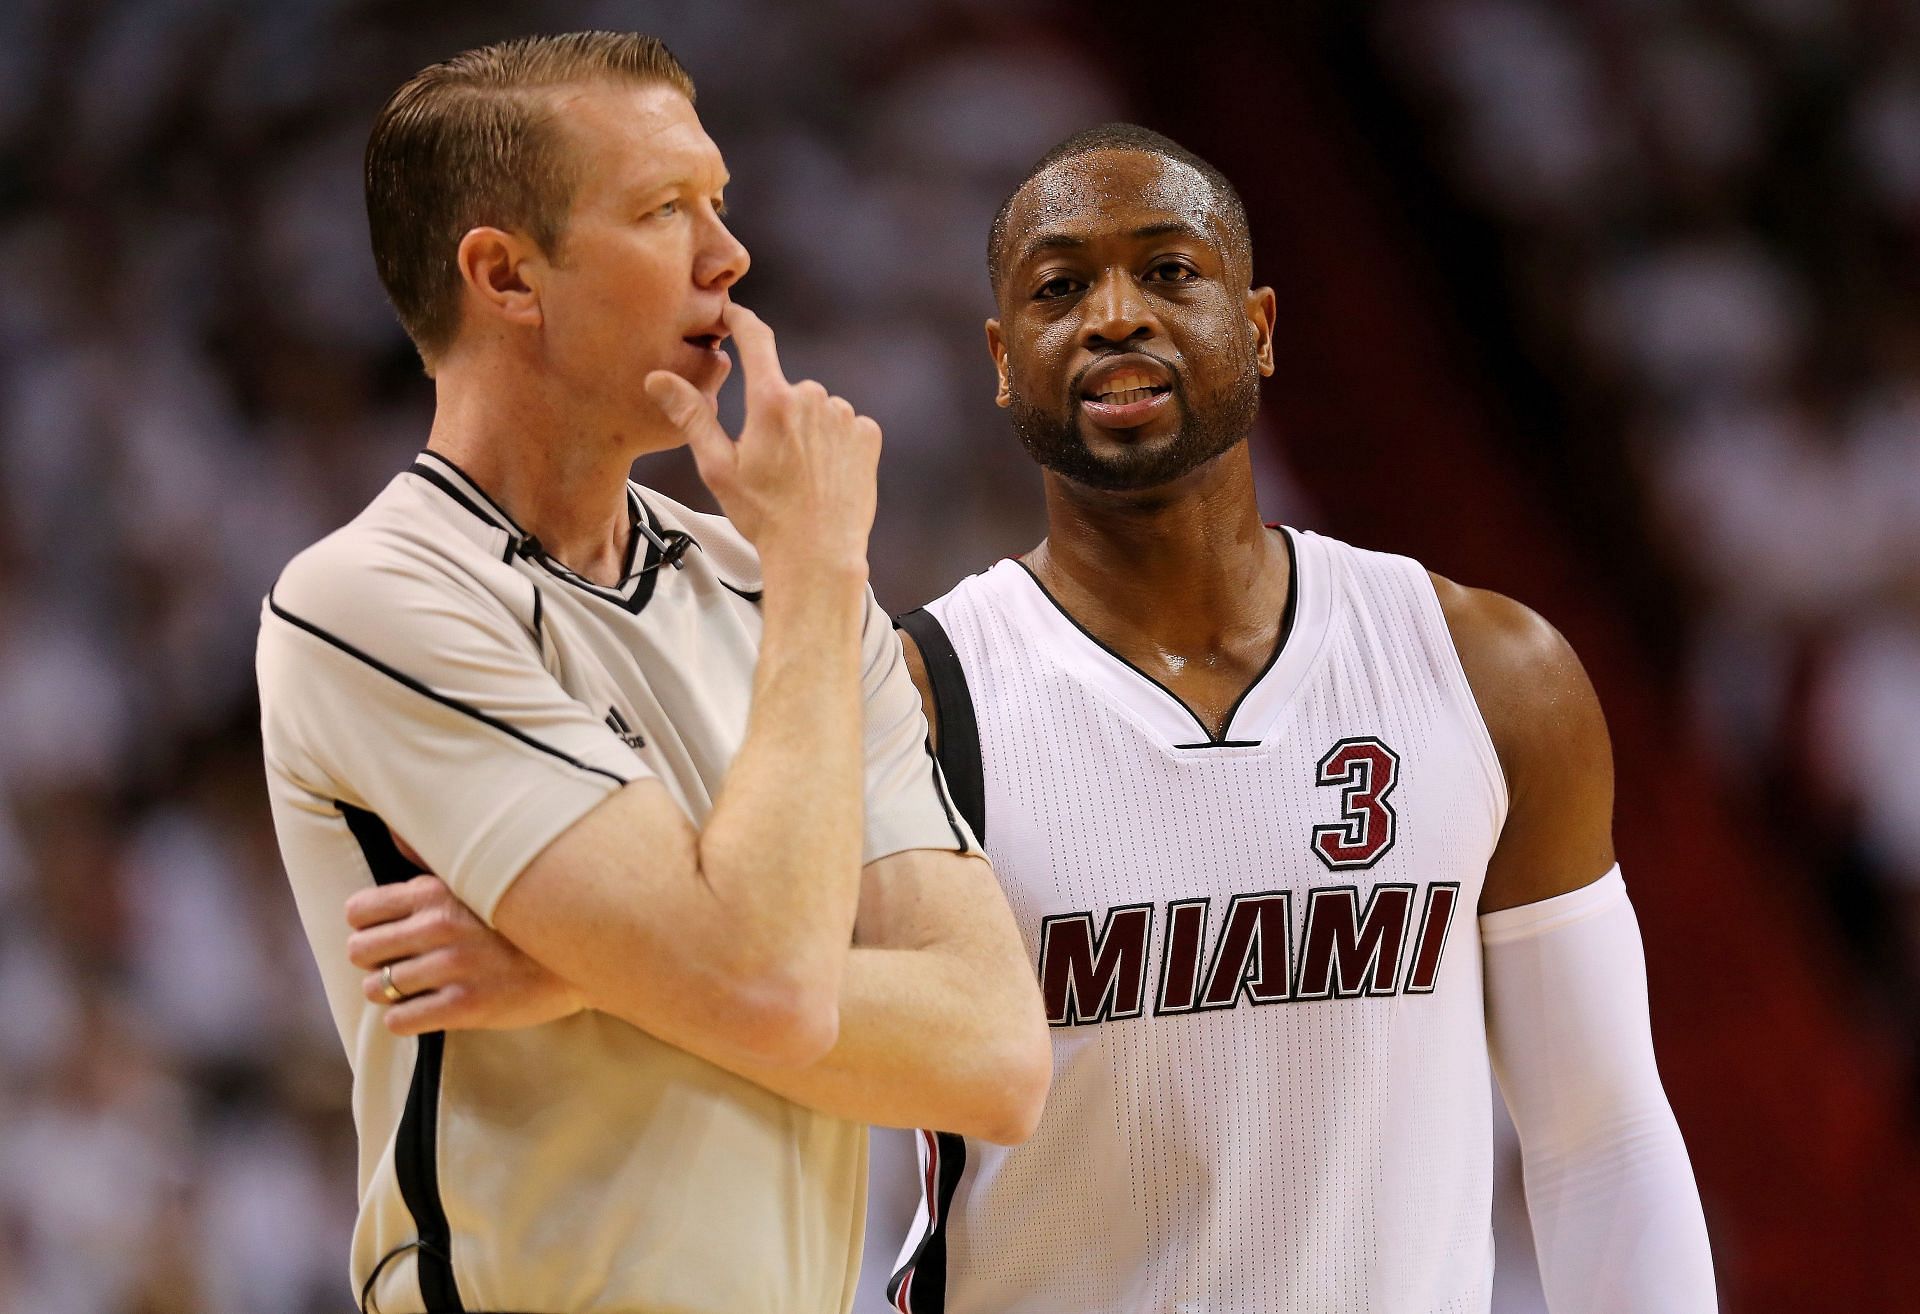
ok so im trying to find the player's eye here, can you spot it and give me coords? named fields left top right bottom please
left=1146, top=259, right=1198, bottom=283
left=1034, top=275, right=1082, bottom=301
left=713, top=196, right=729, bottom=219
left=649, top=199, right=679, bottom=220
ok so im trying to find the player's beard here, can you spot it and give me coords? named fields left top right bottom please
left=1006, top=354, right=1261, bottom=493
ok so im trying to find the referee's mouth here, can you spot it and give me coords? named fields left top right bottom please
left=674, top=320, right=734, bottom=392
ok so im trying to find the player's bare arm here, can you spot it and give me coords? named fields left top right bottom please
left=1429, top=575, right=1617, bottom=910
left=1432, top=573, right=1717, bottom=1310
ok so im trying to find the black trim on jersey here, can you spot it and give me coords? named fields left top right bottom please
left=507, top=487, right=663, bottom=615
left=894, top=607, right=986, bottom=843
left=410, top=454, right=666, bottom=615
left=339, top=804, right=465, bottom=1314
left=1011, top=525, right=1299, bottom=747
left=267, top=593, right=631, bottom=787
left=887, top=1129, right=967, bottom=1314
left=721, top=580, right=764, bottom=604
left=408, top=463, right=507, bottom=537
left=1208, top=525, right=1300, bottom=739
left=922, top=744, right=970, bottom=855
left=412, top=452, right=522, bottom=531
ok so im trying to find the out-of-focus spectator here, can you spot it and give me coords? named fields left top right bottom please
left=1378, top=0, right=1920, bottom=1052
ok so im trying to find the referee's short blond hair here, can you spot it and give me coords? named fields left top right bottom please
left=365, top=31, right=696, bottom=371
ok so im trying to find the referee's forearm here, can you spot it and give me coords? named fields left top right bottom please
left=695, top=559, right=869, bottom=1044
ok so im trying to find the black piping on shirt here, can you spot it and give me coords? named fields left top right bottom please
left=339, top=804, right=465, bottom=1313
left=266, top=593, right=630, bottom=787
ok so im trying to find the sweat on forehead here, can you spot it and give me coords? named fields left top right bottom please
left=987, top=122, right=1251, bottom=291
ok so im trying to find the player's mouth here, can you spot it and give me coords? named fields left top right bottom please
left=1077, top=354, right=1175, bottom=429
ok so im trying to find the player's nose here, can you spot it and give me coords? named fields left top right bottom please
left=1079, top=269, right=1158, bottom=348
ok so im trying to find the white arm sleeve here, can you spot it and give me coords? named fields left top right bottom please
left=1482, top=867, right=1717, bottom=1313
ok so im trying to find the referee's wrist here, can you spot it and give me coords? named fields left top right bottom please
left=759, top=553, right=870, bottom=599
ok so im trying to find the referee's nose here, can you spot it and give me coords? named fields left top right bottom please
left=696, top=206, right=750, bottom=293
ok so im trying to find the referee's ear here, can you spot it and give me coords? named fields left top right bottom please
left=455, top=225, right=545, bottom=337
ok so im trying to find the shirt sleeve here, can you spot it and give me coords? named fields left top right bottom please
left=858, top=589, right=980, bottom=864
left=257, top=537, right=652, bottom=922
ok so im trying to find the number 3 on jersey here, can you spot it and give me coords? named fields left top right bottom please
left=1311, top=737, right=1400, bottom=870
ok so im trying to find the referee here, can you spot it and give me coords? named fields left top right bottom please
left=255, top=32, right=1048, bottom=1314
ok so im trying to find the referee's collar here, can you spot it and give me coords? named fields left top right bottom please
left=406, top=450, right=675, bottom=614
left=409, top=450, right=532, bottom=539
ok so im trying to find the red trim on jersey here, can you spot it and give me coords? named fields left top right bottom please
left=893, top=1130, right=941, bottom=1313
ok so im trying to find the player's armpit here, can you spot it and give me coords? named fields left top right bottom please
left=491, top=777, right=841, bottom=1069
left=1429, top=574, right=1616, bottom=912
left=895, top=625, right=942, bottom=754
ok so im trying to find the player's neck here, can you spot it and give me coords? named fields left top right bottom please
left=1029, top=444, right=1285, bottom=655
left=426, top=367, right=638, bottom=588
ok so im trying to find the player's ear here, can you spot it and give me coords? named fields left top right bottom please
left=1245, top=286, right=1277, bottom=379
left=985, top=318, right=1012, bottom=409
left=456, top=226, right=545, bottom=334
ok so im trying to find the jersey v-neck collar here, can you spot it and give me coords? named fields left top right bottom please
left=408, top=450, right=666, bottom=614
left=1001, top=525, right=1332, bottom=751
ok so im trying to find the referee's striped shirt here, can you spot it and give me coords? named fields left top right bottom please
left=257, top=451, right=976, bottom=1314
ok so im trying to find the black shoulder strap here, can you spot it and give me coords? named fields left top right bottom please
left=895, top=606, right=986, bottom=844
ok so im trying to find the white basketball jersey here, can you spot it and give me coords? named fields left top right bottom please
left=890, top=527, right=1508, bottom=1314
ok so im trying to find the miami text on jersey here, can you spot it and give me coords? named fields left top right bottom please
left=1037, top=882, right=1462, bottom=1026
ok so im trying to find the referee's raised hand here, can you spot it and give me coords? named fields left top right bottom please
left=644, top=303, right=881, bottom=577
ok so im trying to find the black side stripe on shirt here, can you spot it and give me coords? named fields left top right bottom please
left=886, top=1129, right=967, bottom=1314
left=338, top=804, right=466, bottom=1314
left=894, top=608, right=986, bottom=844
left=267, top=593, right=629, bottom=788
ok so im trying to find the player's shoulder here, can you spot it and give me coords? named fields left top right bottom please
left=1425, top=572, right=1607, bottom=772
left=920, top=556, right=1027, bottom=625
left=1426, top=573, right=1582, bottom=692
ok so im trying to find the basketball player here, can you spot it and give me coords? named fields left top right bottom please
left=256, top=34, right=1047, bottom=1314
left=358, top=122, right=1717, bottom=1311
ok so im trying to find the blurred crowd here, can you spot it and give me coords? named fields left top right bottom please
left=1377, top=0, right=1920, bottom=1047
left=0, top=1, right=1106, bottom=1309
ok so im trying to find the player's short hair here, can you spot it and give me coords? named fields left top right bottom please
left=987, top=123, right=1252, bottom=294
left=365, top=31, right=696, bottom=370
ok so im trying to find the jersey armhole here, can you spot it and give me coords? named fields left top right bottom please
left=1412, top=570, right=1511, bottom=832
left=895, top=606, right=987, bottom=844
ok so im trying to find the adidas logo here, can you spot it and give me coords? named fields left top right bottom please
left=605, top=707, right=646, bottom=751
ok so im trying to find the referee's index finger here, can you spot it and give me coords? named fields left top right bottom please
left=722, top=302, right=786, bottom=393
